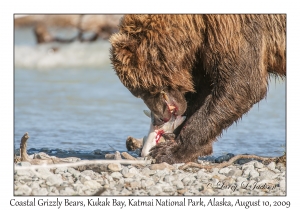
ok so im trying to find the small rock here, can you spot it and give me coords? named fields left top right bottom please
left=149, top=162, right=175, bottom=171
left=267, top=162, right=276, bottom=171
left=32, top=176, right=39, bottom=181
left=15, top=169, right=34, bottom=177
left=74, top=183, right=88, bottom=192
left=249, top=170, right=259, bottom=178
left=215, top=154, right=234, bottom=163
left=120, top=188, right=132, bottom=195
left=226, top=169, right=242, bottom=177
left=111, top=172, right=123, bottom=179
left=273, top=169, right=280, bottom=173
left=142, top=167, right=156, bottom=176
left=148, top=186, right=162, bottom=195
left=48, top=186, right=59, bottom=194
left=132, top=174, right=143, bottom=182
left=182, top=177, right=191, bottom=186
left=105, top=154, right=115, bottom=159
left=279, top=180, right=286, bottom=192
left=236, top=177, right=248, bottom=182
left=30, top=181, right=40, bottom=189
left=172, top=180, right=184, bottom=190
left=16, top=162, right=32, bottom=167
left=197, top=170, right=212, bottom=180
left=93, top=149, right=102, bottom=155
left=254, top=161, right=264, bottom=169
left=141, top=179, right=155, bottom=189
left=218, top=189, right=232, bottom=195
left=32, top=188, right=48, bottom=195
left=46, top=174, right=63, bottom=186
left=212, top=174, right=227, bottom=180
left=130, top=181, right=141, bottom=189
left=219, top=167, right=231, bottom=174
left=164, top=175, right=175, bottom=183
left=177, top=188, right=187, bottom=195
left=121, top=167, right=135, bottom=178
left=155, top=169, right=169, bottom=178
left=128, top=167, right=139, bottom=174
left=67, top=168, right=81, bottom=178
left=98, top=164, right=109, bottom=172
left=80, top=176, right=91, bottom=183
left=115, top=183, right=124, bottom=191
left=242, top=163, right=255, bottom=171
left=60, top=187, right=76, bottom=195
left=54, top=167, right=68, bottom=174
left=206, top=168, right=217, bottom=176
left=15, top=185, right=32, bottom=195
left=114, top=151, right=122, bottom=160
left=198, top=155, right=217, bottom=163
left=259, top=170, right=278, bottom=180
left=183, top=191, right=194, bottom=195
left=108, top=163, right=122, bottom=172
left=124, top=178, right=134, bottom=183
left=84, top=180, right=101, bottom=190
left=81, top=170, right=94, bottom=177
left=163, top=186, right=175, bottom=192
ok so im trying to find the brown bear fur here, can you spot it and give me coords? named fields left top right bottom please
left=110, top=15, right=286, bottom=164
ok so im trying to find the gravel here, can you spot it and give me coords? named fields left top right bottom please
left=14, top=152, right=286, bottom=196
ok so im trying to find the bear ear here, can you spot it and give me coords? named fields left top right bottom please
left=110, top=33, right=138, bottom=59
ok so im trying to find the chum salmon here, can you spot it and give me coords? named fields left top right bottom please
left=141, top=110, right=186, bottom=157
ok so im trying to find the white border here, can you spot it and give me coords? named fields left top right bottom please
left=2, top=0, right=299, bottom=209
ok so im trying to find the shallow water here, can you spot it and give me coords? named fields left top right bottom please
left=14, top=27, right=286, bottom=157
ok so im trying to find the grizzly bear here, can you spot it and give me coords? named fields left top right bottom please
left=110, top=15, right=286, bottom=164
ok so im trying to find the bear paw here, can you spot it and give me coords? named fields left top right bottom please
left=149, top=141, right=186, bottom=164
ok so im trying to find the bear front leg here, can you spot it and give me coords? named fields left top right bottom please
left=149, top=139, right=213, bottom=164
left=151, top=67, right=268, bottom=164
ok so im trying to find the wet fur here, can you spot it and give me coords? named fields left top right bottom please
left=110, top=15, right=286, bottom=164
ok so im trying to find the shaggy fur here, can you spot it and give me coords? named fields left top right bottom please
left=110, top=15, right=286, bottom=164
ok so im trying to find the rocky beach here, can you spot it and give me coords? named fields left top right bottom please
left=14, top=149, right=286, bottom=196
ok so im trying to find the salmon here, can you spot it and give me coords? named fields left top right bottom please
left=141, top=110, right=186, bottom=157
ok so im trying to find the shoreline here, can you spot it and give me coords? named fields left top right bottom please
left=14, top=150, right=286, bottom=196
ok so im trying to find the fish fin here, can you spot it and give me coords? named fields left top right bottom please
left=143, top=110, right=151, bottom=118
left=174, top=116, right=186, bottom=129
left=142, top=136, right=147, bottom=146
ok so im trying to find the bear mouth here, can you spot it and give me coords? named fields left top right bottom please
left=161, top=91, right=179, bottom=122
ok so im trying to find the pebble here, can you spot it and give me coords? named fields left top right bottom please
left=84, top=180, right=101, bottom=189
left=267, top=162, right=276, bottom=171
left=130, top=181, right=141, bottom=189
left=149, top=162, right=175, bottom=170
left=111, top=172, right=123, bottom=179
left=108, top=163, right=122, bottom=172
left=279, top=180, right=286, bottom=192
left=219, top=167, right=231, bottom=174
left=172, top=180, right=184, bottom=190
left=46, top=174, right=63, bottom=186
left=17, top=162, right=32, bottom=167
left=36, top=168, right=53, bottom=179
left=249, top=169, right=260, bottom=178
left=14, top=152, right=286, bottom=196
left=254, top=161, right=264, bottom=169
left=259, top=170, right=278, bottom=180
left=32, top=187, right=48, bottom=195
